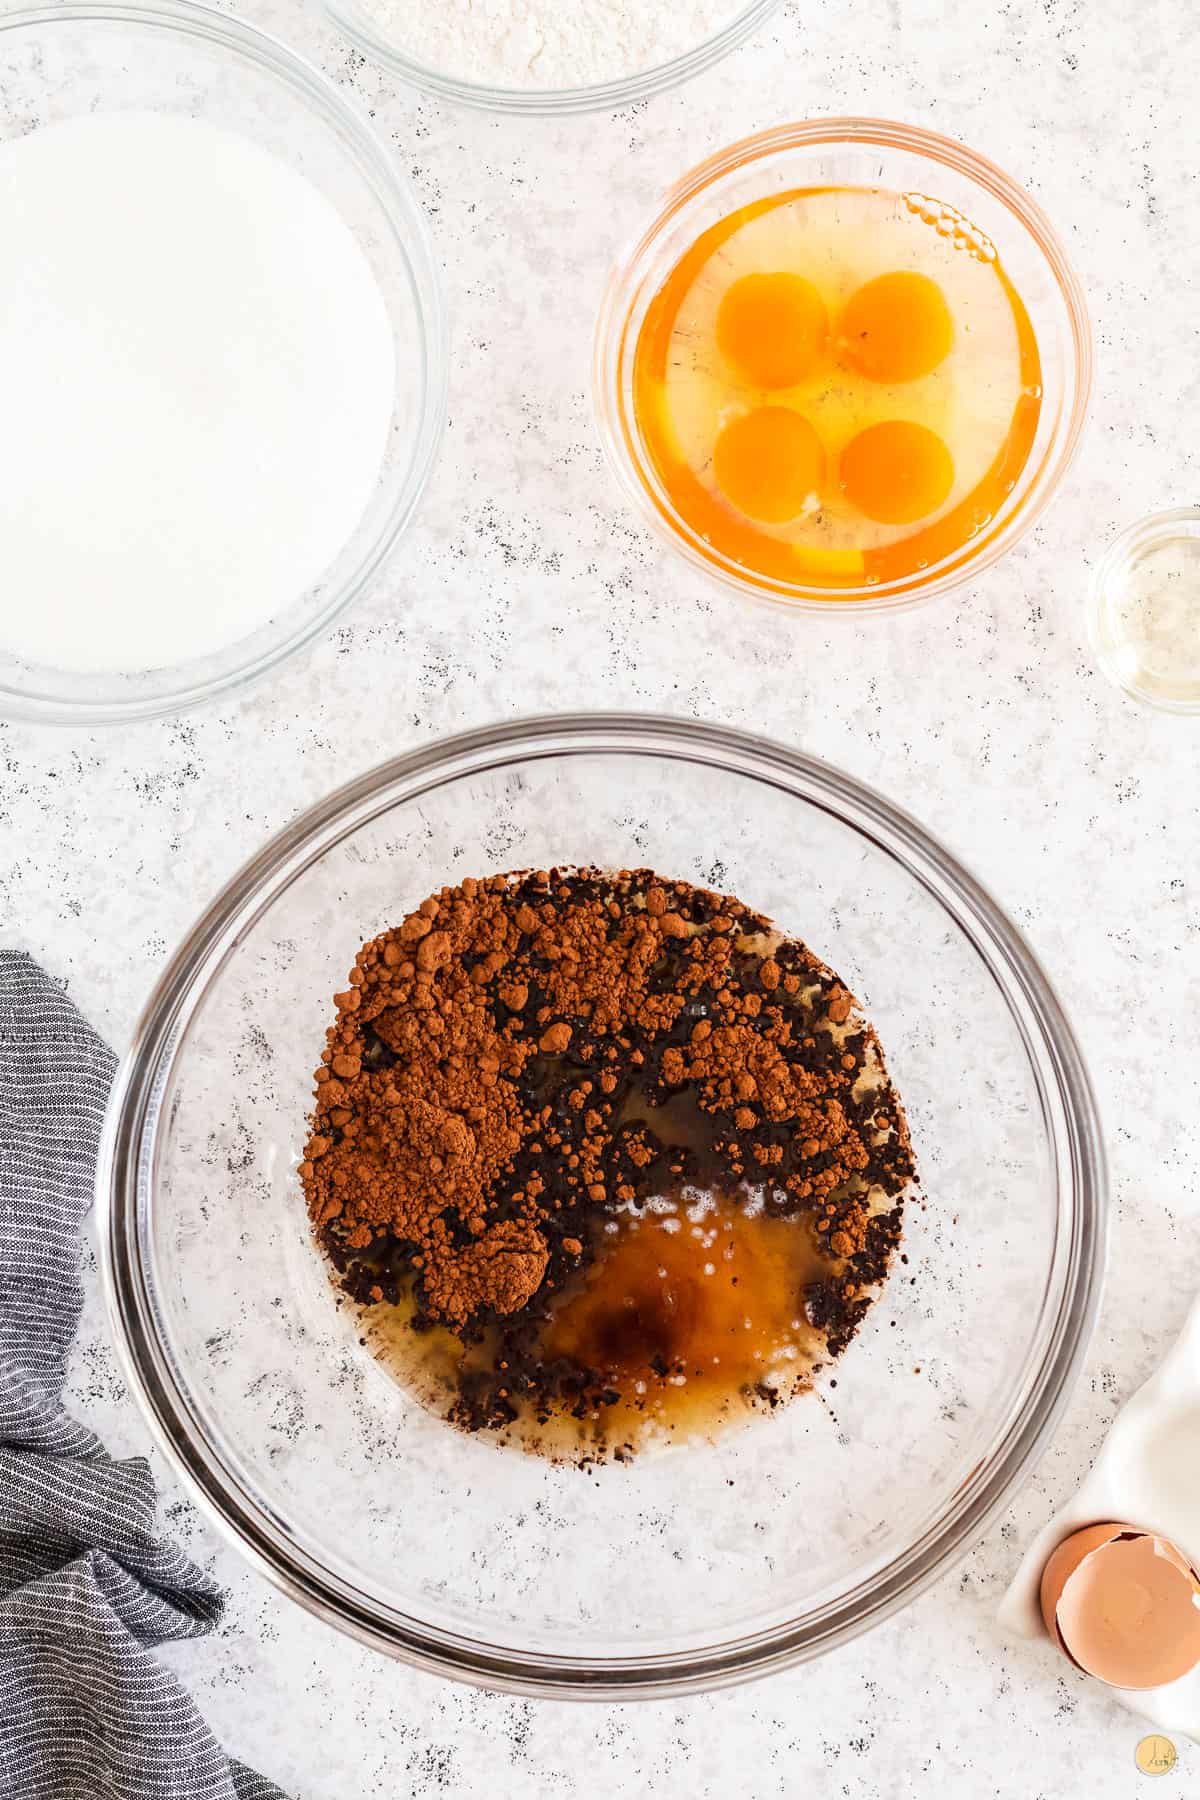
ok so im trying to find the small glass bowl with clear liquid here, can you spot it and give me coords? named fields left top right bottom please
left=1090, top=507, right=1200, bottom=713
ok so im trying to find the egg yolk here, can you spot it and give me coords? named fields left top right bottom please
left=840, top=271, right=953, bottom=383
left=839, top=420, right=954, bottom=524
left=713, top=407, right=824, bottom=524
left=715, top=272, right=829, bottom=389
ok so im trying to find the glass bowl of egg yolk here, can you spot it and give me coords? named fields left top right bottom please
left=594, top=120, right=1091, bottom=612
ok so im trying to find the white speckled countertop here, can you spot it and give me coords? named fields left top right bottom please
left=2, top=0, right=1199, bottom=1791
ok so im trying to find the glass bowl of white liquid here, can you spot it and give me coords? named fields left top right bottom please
left=1089, top=507, right=1200, bottom=713
left=0, top=1, right=446, bottom=725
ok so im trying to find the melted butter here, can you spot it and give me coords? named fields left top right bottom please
left=543, top=1195, right=832, bottom=1436
left=344, top=1187, right=838, bottom=1463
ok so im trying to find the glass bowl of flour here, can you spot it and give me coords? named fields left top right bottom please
left=324, top=0, right=783, bottom=114
left=0, top=1, right=447, bottom=725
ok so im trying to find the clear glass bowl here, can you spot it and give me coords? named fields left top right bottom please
left=0, top=1, right=447, bottom=726
left=1089, top=506, right=1200, bottom=714
left=99, top=715, right=1106, bottom=1695
left=324, top=0, right=782, bottom=116
left=594, top=120, right=1092, bottom=615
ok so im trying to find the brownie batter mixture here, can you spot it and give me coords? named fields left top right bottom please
left=300, top=868, right=915, bottom=1454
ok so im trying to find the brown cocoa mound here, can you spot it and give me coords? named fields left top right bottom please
left=300, top=867, right=915, bottom=1432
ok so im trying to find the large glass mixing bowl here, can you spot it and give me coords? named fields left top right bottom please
left=99, top=716, right=1106, bottom=1695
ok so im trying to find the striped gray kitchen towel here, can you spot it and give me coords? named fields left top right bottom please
left=0, top=951, right=285, bottom=1800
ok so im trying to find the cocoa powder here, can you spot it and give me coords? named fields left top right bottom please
left=301, top=868, right=913, bottom=1380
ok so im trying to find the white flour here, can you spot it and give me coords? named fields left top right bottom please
left=0, top=113, right=395, bottom=675
left=359, top=0, right=747, bottom=90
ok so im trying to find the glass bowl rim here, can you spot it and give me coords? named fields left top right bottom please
left=0, top=0, right=448, bottom=727
left=592, top=116, right=1094, bottom=616
left=97, top=711, right=1107, bottom=1697
left=322, top=0, right=783, bottom=117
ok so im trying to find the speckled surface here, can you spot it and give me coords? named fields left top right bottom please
left=1, top=0, right=1199, bottom=1790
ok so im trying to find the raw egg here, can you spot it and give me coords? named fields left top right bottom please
left=630, top=183, right=1042, bottom=592
left=716, top=272, right=828, bottom=389
left=839, top=420, right=954, bottom=525
left=1039, top=1523, right=1200, bottom=1690
left=713, top=406, right=824, bottom=524
left=840, top=270, right=954, bottom=383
